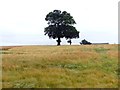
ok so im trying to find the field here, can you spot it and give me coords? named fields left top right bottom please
left=1, top=44, right=119, bottom=88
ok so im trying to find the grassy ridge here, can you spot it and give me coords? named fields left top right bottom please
left=2, top=45, right=118, bottom=88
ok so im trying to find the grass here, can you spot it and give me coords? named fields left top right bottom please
left=1, top=44, right=118, bottom=88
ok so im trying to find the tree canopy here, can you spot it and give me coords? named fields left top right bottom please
left=44, top=10, right=79, bottom=45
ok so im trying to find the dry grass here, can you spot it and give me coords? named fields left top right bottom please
left=2, top=44, right=118, bottom=88
left=0, top=46, right=21, bottom=50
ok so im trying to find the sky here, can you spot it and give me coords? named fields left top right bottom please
left=0, top=0, right=119, bottom=46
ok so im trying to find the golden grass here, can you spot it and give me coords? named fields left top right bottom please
left=0, top=46, right=21, bottom=50
left=2, top=44, right=118, bottom=88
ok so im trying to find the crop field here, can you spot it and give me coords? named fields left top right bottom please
left=1, top=44, right=119, bottom=88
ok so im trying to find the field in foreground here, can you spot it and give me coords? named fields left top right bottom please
left=1, top=44, right=118, bottom=88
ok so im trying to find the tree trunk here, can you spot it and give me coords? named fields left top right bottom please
left=57, top=37, right=61, bottom=46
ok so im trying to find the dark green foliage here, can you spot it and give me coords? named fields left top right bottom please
left=80, top=39, right=92, bottom=45
left=44, top=10, right=79, bottom=45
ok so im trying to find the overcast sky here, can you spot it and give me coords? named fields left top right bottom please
left=0, top=0, right=119, bottom=46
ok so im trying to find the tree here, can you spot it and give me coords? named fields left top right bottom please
left=80, top=39, right=92, bottom=45
left=44, top=10, right=79, bottom=45
left=67, top=39, right=72, bottom=45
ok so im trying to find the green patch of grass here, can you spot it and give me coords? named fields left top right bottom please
left=94, top=47, right=110, bottom=53
left=13, top=78, right=37, bottom=88
left=49, top=63, right=88, bottom=70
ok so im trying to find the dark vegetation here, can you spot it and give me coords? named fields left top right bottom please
left=80, top=39, right=92, bottom=45
left=44, top=10, right=79, bottom=46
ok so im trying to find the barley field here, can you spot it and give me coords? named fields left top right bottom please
left=1, top=44, right=119, bottom=88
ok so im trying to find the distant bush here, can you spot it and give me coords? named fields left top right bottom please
left=80, top=39, right=92, bottom=45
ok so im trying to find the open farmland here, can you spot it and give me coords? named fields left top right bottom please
left=1, top=44, right=119, bottom=88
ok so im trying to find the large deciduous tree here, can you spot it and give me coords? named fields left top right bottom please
left=44, top=10, right=79, bottom=45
